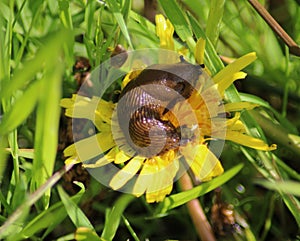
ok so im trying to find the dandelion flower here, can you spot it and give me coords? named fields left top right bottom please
left=61, top=15, right=276, bottom=203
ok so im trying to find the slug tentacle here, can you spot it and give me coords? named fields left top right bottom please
left=116, top=60, right=203, bottom=158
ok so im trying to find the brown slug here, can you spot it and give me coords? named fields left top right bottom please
left=116, top=58, right=203, bottom=158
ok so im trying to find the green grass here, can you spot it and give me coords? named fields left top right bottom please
left=0, top=0, right=300, bottom=240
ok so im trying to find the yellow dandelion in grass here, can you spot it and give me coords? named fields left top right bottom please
left=61, top=14, right=276, bottom=203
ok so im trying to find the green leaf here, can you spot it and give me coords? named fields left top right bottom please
left=240, top=93, right=298, bottom=134
left=101, top=194, right=134, bottom=240
left=3, top=207, right=30, bottom=241
left=129, top=10, right=156, bottom=39
left=0, top=136, right=8, bottom=186
left=84, top=0, right=97, bottom=40
left=10, top=174, right=27, bottom=211
left=256, top=180, right=300, bottom=197
left=205, top=0, right=225, bottom=47
left=256, top=180, right=300, bottom=226
left=106, top=0, right=133, bottom=49
left=18, top=149, right=34, bottom=159
left=122, top=215, right=140, bottom=241
left=0, top=2, right=11, bottom=22
left=57, top=184, right=94, bottom=230
left=8, top=183, right=84, bottom=241
left=128, top=11, right=158, bottom=48
left=58, top=0, right=73, bottom=29
left=282, top=194, right=300, bottom=227
left=30, top=62, right=64, bottom=209
left=155, top=163, right=244, bottom=214
left=0, top=29, right=72, bottom=100
left=0, top=80, right=41, bottom=135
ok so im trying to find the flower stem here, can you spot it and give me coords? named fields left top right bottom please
left=179, top=173, right=216, bottom=241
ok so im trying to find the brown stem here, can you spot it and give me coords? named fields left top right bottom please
left=247, top=0, right=300, bottom=57
left=179, top=173, right=216, bottom=241
left=144, top=0, right=157, bottom=23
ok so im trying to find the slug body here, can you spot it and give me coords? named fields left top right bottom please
left=117, top=60, right=203, bottom=157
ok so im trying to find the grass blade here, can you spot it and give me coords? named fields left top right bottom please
left=30, top=63, right=64, bottom=209
left=106, top=0, right=133, bottom=49
left=256, top=180, right=300, bottom=197
left=101, top=194, right=134, bottom=240
left=205, top=0, right=225, bottom=47
left=0, top=80, right=41, bottom=135
left=57, top=184, right=94, bottom=229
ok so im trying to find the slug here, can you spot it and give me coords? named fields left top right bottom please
left=116, top=58, right=203, bottom=158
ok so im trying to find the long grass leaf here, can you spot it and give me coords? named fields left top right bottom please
left=0, top=30, right=72, bottom=100
left=0, top=80, right=41, bottom=135
left=106, top=0, right=133, bottom=49
left=256, top=180, right=300, bottom=197
left=101, top=194, right=134, bottom=240
left=57, top=184, right=94, bottom=229
left=30, top=63, right=64, bottom=209
left=205, top=0, right=225, bottom=47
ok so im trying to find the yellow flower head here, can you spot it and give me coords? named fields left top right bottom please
left=61, top=15, right=276, bottom=203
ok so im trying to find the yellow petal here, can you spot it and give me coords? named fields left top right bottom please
left=69, top=95, right=97, bottom=119
left=65, top=156, right=80, bottom=165
left=132, top=152, right=179, bottom=202
left=83, top=147, right=117, bottom=168
left=115, top=150, right=131, bottom=164
left=148, top=157, right=178, bottom=194
left=213, top=52, right=257, bottom=84
left=109, top=156, right=145, bottom=190
left=61, top=95, right=114, bottom=129
left=195, top=38, right=206, bottom=65
left=146, top=183, right=173, bottom=203
left=216, top=72, right=247, bottom=95
left=95, top=98, right=115, bottom=123
left=60, top=97, right=75, bottom=109
left=224, top=102, right=259, bottom=112
left=122, top=70, right=142, bottom=88
left=182, top=144, right=224, bottom=181
left=64, top=143, right=76, bottom=157
left=132, top=161, right=154, bottom=197
left=155, top=14, right=174, bottom=50
left=225, top=112, right=241, bottom=127
left=64, top=132, right=115, bottom=161
left=226, top=131, right=277, bottom=151
left=155, top=14, right=166, bottom=36
left=140, top=169, right=175, bottom=202
left=228, top=119, right=246, bottom=133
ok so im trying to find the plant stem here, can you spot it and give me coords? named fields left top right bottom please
left=247, top=0, right=300, bottom=57
left=179, top=173, right=216, bottom=241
